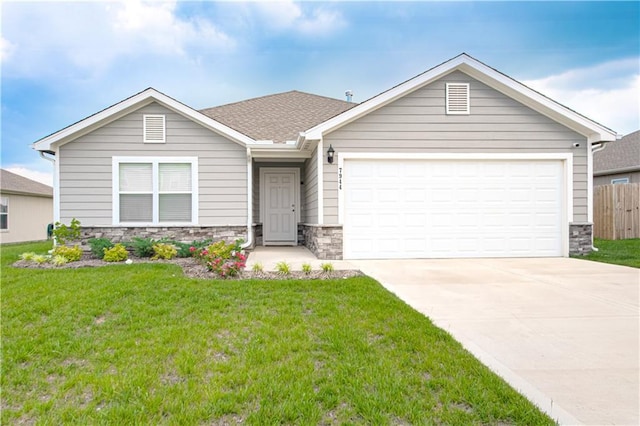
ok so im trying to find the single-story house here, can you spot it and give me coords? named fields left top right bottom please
left=594, top=130, right=639, bottom=186
left=0, top=169, right=53, bottom=244
left=32, top=53, right=617, bottom=259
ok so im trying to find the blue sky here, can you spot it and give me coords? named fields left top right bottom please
left=2, top=1, right=639, bottom=185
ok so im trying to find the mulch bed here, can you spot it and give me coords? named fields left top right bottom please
left=12, top=256, right=364, bottom=280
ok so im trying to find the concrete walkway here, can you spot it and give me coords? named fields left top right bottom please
left=245, top=246, right=357, bottom=271
left=351, top=258, right=639, bottom=426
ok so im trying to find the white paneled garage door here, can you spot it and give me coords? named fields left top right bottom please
left=343, top=159, right=564, bottom=259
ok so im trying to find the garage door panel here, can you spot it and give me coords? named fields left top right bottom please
left=344, top=159, right=563, bottom=259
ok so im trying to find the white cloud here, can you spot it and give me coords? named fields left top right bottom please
left=5, top=166, right=53, bottom=187
left=0, top=36, right=16, bottom=63
left=523, top=58, right=640, bottom=135
left=254, top=1, right=346, bottom=36
left=2, top=1, right=234, bottom=79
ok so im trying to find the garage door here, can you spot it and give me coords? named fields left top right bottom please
left=343, top=159, right=564, bottom=259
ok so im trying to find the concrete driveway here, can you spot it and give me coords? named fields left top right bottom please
left=352, top=258, right=639, bottom=425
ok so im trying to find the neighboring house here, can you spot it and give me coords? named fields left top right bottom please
left=0, top=169, right=53, bottom=244
left=594, top=130, right=640, bottom=186
left=32, top=54, right=617, bottom=259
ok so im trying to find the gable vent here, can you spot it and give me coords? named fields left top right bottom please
left=446, top=83, right=470, bottom=115
left=144, top=114, right=166, bottom=143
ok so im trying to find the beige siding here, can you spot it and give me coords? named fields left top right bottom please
left=0, top=194, right=53, bottom=244
left=303, top=146, right=319, bottom=223
left=323, top=70, right=588, bottom=224
left=59, top=102, right=247, bottom=226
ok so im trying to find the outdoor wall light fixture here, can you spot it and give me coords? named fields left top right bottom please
left=327, top=144, right=335, bottom=164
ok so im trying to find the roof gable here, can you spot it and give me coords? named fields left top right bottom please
left=32, top=88, right=255, bottom=152
left=200, top=91, right=356, bottom=143
left=0, top=169, right=53, bottom=197
left=304, top=53, right=617, bottom=143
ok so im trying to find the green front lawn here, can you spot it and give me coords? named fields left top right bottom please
left=1, top=242, right=553, bottom=425
left=578, top=238, right=640, bottom=268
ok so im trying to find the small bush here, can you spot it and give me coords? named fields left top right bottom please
left=33, top=254, right=49, bottom=264
left=52, top=218, right=81, bottom=245
left=88, top=238, right=113, bottom=259
left=129, top=237, right=156, bottom=258
left=252, top=262, right=264, bottom=272
left=276, top=261, right=291, bottom=275
left=19, top=252, right=37, bottom=261
left=302, top=263, right=312, bottom=274
left=51, top=255, right=68, bottom=266
left=174, top=240, right=211, bottom=258
left=321, top=262, right=334, bottom=273
left=52, top=245, right=82, bottom=262
left=103, top=244, right=129, bottom=262
left=152, top=243, right=177, bottom=260
left=193, top=240, right=246, bottom=278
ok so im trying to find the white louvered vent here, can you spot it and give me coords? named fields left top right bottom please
left=446, top=83, right=470, bottom=115
left=143, top=114, right=166, bottom=143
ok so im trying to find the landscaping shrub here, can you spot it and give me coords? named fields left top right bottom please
left=276, top=261, right=291, bottom=275
left=152, top=243, right=177, bottom=260
left=52, top=245, right=82, bottom=262
left=88, top=238, right=113, bottom=259
left=129, top=237, right=156, bottom=258
left=103, top=244, right=128, bottom=262
left=174, top=240, right=211, bottom=258
left=192, top=240, right=246, bottom=278
left=51, top=255, right=68, bottom=266
left=52, top=218, right=81, bottom=245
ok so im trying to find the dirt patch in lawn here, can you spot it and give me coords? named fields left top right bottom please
left=12, top=256, right=363, bottom=280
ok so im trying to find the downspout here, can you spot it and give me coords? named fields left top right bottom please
left=39, top=150, right=58, bottom=244
left=589, top=142, right=607, bottom=252
left=241, top=147, right=253, bottom=249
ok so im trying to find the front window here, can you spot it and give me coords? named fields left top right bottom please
left=114, top=157, right=197, bottom=224
left=0, top=197, right=7, bottom=230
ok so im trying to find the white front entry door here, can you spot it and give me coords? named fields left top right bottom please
left=264, top=171, right=297, bottom=244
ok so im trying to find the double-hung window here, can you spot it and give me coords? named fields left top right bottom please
left=113, top=157, right=198, bottom=225
left=0, top=197, right=8, bottom=230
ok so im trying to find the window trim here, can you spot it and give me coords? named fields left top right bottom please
left=446, top=82, right=470, bottom=115
left=0, top=196, right=8, bottom=231
left=112, top=157, right=198, bottom=226
left=143, top=114, right=166, bottom=143
left=611, top=177, right=629, bottom=184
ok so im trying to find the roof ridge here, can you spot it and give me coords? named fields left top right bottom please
left=200, top=90, right=354, bottom=112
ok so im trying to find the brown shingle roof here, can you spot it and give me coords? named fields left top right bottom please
left=0, top=169, right=53, bottom=197
left=594, top=130, right=640, bottom=173
left=200, top=90, right=356, bottom=143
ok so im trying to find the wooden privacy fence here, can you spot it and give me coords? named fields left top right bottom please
left=594, top=183, right=640, bottom=240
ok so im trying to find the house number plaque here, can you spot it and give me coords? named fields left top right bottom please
left=338, top=167, right=343, bottom=190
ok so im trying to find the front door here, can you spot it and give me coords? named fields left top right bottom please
left=264, top=171, right=297, bottom=245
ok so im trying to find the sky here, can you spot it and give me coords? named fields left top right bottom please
left=1, top=1, right=639, bottom=186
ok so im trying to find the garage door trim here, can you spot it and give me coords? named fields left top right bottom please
left=337, top=152, right=573, bottom=258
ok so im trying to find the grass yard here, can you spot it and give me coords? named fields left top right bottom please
left=1, top=241, right=554, bottom=425
left=577, top=238, right=640, bottom=268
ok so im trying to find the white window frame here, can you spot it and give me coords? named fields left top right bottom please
left=0, top=197, right=8, bottom=231
left=446, top=82, right=470, bottom=115
left=611, top=177, right=629, bottom=184
left=143, top=114, right=166, bottom=143
left=112, top=157, right=198, bottom=226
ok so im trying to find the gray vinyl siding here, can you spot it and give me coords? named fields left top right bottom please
left=323, top=70, right=588, bottom=224
left=59, top=102, right=247, bottom=226
left=303, top=146, right=319, bottom=223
